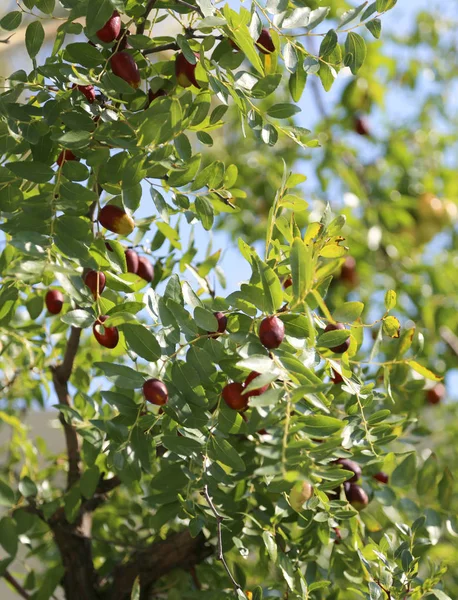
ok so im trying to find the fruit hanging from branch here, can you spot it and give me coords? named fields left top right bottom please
left=72, top=84, right=96, bottom=103
left=259, top=315, right=285, bottom=349
left=143, top=379, right=169, bottom=405
left=84, top=271, right=106, bottom=299
left=137, top=256, right=154, bottom=282
left=324, top=322, right=350, bottom=354
left=93, top=315, right=119, bottom=349
left=256, top=29, right=275, bottom=54
left=45, top=290, right=64, bottom=315
left=243, top=371, right=269, bottom=397
left=222, top=382, right=248, bottom=411
left=98, top=205, right=135, bottom=235
left=56, top=149, right=77, bottom=167
left=110, top=52, right=141, bottom=88
left=175, top=53, right=200, bottom=88
left=96, top=11, right=122, bottom=43
left=208, top=312, right=227, bottom=336
left=125, top=249, right=139, bottom=274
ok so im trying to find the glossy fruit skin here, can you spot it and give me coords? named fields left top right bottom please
left=324, top=322, right=350, bottom=354
left=72, top=84, right=96, bottom=103
left=56, top=149, right=77, bottom=167
left=93, top=315, right=119, bottom=349
left=243, top=371, right=269, bottom=397
left=256, top=29, right=275, bottom=54
left=331, top=369, right=343, bottom=384
left=283, top=276, right=292, bottom=289
left=98, top=205, right=135, bottom=235
left=45, top=290, right=64, bottom=315
left=355, top=116, right=369, bottom=136
left=340, top=256, right=358, bottom=287
left=110, top=52, right=141, bottom=88
left=345, top=483, right=369, bottom=510
left=259, top=315, right=285, bottom=349
left=125, top=249, right=139, bottom=274
left=143, top=378, right=168, bottom=406
left=84, top=270, right=106, bottom=298
left=336, top=458, right=361, bottom=483
left=426, top=383, right=445, bottom=405
left=222, top=382, right=248, bottom=411
left=175, top=53, right=199, bottom=88
left=148, top=88, right=167, bottom=104
left=208, top=311, right=227, bottom=336
left=96, top=11, right=122, bottom=43
left=373, top=471, right=389, bottom=484
left=137, top=256, right=154, bottom=282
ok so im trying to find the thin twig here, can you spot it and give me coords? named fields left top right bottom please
left=3, top=571, right=30, bottom=599
left=202, top=485, right=241, bottom=593
left=0, top=34, right=15, bottom=44
left=143, top=42, right=180, bottom=56
left=175, top=0, right=205, bottom=17
left=137, top=0, right=158, bottom=35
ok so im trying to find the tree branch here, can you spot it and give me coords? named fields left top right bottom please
left=202, top=485, right=242, bottom=593
left=3, top=571, right=30, bottom=599
left=80, top=475, right=122, bottom=514
left=137, top=0, right=158, bottom=35
left=143, top=42, right=179, bottom=56
left=175, top=0, right=204, bottom=17
left=108, top=530, right=212, bottom=600
left=51, top=326, right=82, bottom=490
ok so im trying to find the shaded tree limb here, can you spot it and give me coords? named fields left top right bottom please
left=143, top=42, right=179, bottom=56
left=51, top=326, right=82, bottom=490
left=108, top=530, right=212, bottom=600
left=3, top=571, right=30, bottom=599
left=137, top=0, right=158, bottom=35
left=81, top=475, right=122, bottom=513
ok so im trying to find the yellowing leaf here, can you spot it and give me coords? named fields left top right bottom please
left=382, top=315, right=400, bottom=338
left=408, top=361, right=442, bottom=382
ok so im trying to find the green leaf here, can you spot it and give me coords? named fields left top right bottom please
left=122, top=324, right=162, bottom=362
left=338, top=2, right=369, bottom=28
left=332, top=302, right=364, bottom=323
left=267, top=103, right=301, bottom=119
left=193, top=307, right=218, bottom=331
left=384, top=289, right=396, bottom=311
left=344, top=32, right=367, bottom=74
left=0, top=12, right=22, bottom=31
left=6, top=161, right=54, bottom=183
left=162, top=435, right=204, bottom=455
left=195, top=196, right=214, bottom=230
left=18, top=477, right=38, bottom=498
left=0, top=517, right=18, bottom=557
left=262, top=531, right=277, bottom=562
left=61, top=309, right=94, bottom=328
left=438, top=468, right=454, bottom=510
left=317, top=329, right=350, bottom=349
left=65, top=42, right=105, bottom=68
left=0, top=480, right=15, bottom=507
left=255, top=257, right=283, bottom=313
left=417, top=454, right=438, bottom=496
left=319, top=29, right=338, bottom=56
left=36, top=0, right=55, bottom=15
left=289, top=60, right=306, bottom=102
left=209, top=437, right=246, bottom=471
left=408, top=361, right=441, bottom=381
left=86, top=0, right=114, bottom=36
left=391, top=453, right=416, bottom=488
left=382, top=315, right=400, bottom=338
left=25, top=21, right=45, bottom=59
left=298, top=415, right=344, bottom=437
left=366, top=18, right=381, bottom=39
left=80, top=466, right=100, bottom=499
left=376, top=0, right=397, bottom=11
left=94, top=362, right=145, bottom=389
left=290, top=237, right=312, bottom=303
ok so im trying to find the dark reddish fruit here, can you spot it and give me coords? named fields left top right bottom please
left=355, top=116, right=370, bottom=136
left=96, top=11, right=122, bottom=43
left=99, top=205, right=135, bottom=235
left=137, top=256, right=154, bottom=282
left=93, top=315, right=119, bottom=349
left=175, top=53, right=199, bottom=88
left=222, top=382, right=248, bottom=411
left=116, top=29, right=131, bottom=51
left=56, top=149, right=77, bottom=167
left=105, top=241, right=113, bottom=252
left=331, top=369, right=343, bottom=384
left=336, top=458, right=361, bottom=483
left=45, top=290, right=64, bottom=315
left=259, top=315, right=285, bottom=350
left=72, top=84, right=96, bottom=103
left=340, top=256, right=358, bottom=287
left=324, top=322, right=350, bottom=354
left=229, top=38, right=240, bottom=51
left=208, top=311, right=227, bottom=336
left=110, top=52, right=141, bottom=88
left=84, top=270, right=106, bottom=298
left=148, top=88, right=167, bottom=104
left=143, top=378, right=168, bottom=406
left=257, top=428, right=268, bottom=435
left=256, top=29, right=275, bottom=54
left=334, top=527, right=342, bottom=544
left=243, top=371, right=269, bottom=397
left=426, top=383, right=445, bottom=405
left=345, top=483, right=369, bottom=510
left=125, top=249, right=139, bottom=274
left=373, top=471, right=389, bottom=484
left=283, top=276, right=292, bottom=289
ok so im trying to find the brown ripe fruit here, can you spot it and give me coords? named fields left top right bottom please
left=426, top=383, right=445, bottom=405
left=125, top=249, right=139, bottom=274
left=336, top=458, right=361, bottom=483
left=96, top=11, right=122, bottom=43
left=45, top=290, right=64, bottom=315
left=137, top=256, right=154, bottom=282
left=98, top=205, right=135, bottom=235
left=72, top=84, right=96, bottom=103
left=345, top=483, right=369, bottom=510
left=354, top=116, right=370, bottom=136
left=93, top=315, right=119, bottom=349
left=243, top=371, right=269, bottom=397
left=143, top=378, right=168, bottom=406
left=373, top=471, right=389, bottom=484
left=324, top=322, right=350, bottom=354
left=208, top=311, right=227, bottom=336
left=175, top=52, right=200, bottom=88
left=222, top=382, right=248, bottom=411
left=331, top=369, right=343, bottom=385
left=56, top=149, right=77, bottom=167
left=110, top=52, right=141, bottom=88
left=84, top=270, right=106, bottom=299
left=339, top=256, right=358, bottom=287
left=256, top=29, right=275, bottom=54
left=148, top=88, right=167, bottom=105
left=283, top=276, right=292, bottom=289
left=259, top=315, right=285, bottom=350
